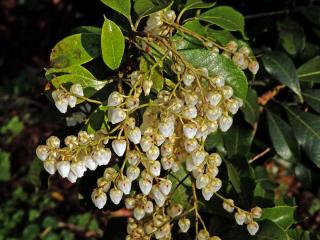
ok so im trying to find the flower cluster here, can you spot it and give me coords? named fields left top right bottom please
left=223, top=40, right=259, bottom=74
left=37, top=8, right=263, bottom=239
left=51, top=83, right=84, bottom=113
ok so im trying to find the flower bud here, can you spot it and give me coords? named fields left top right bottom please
left=167, top=203, right=183, bottom=218
left=143, top=79, right=153, bottom=96
left=222, top=85, right=234, bottom=99
left=182, top=72, right=195, bottom=86
left=92, top=148, right=111, bottom=166
left=160, top=141, right=174, bottom=157
left=178, top=217, right=191, bottom=233
left=185, top=92, right=199, bottom=106
left=247, top=221, right=259, bottom=236
left=212, top=75, right=225, bottom=87
left=207, top=91, right=222, bottom=107
left=140, top=135, right=153, bottom=152
left=226, top=99, right=241, bottom=114
left=83, top=155, right=97, bottom=171
left=125, top=197, right=136, bottom=209
left=109, top=188, right=123, bottom=205
left=46, top=136, right=61, bottom=148
left=198, top=229, right=210, bottom=240
left=108, top=91, right=123, bottom=107
left=112, top=139, right=127, bottom=157
left=70, top=160, right=86, bottom=178
left=144, top=200, right=154, bottom=214
left=36, top=145, right=49, bottom=161
left=251, top=206, right=262, bottom=219
left=163, top=10, right=176, bottom=23
left=196, top=174, right=210, bottom=189
left=248, top=61, right=259, bottom=75
left=91, top=189, right=107, bottom=209
left=226, top=40, right=238, bottom=53
left=127, top=127, right=142, bottom=144
left=55, top=96, right=69, bottom=113
left=222, top=199, right=235, bottom=213
left=64, top=135, right=78, bottom=148
left=127, top=150, right=140, bottom=165
left=219, top=115, right=233, bottom=132
left=158, top=119, right=174, bottom=138
left=134, top=206, right=145, bottom=220
left=192, top=150, right=206, bottom=166
left=139, top=178, right=152, bottom=195
left=67, top=95, right=77, bottom=108
left=184, top=138, right=199, bottom=153
left=116, top=176, right=132, bottom=195
left=183, top=123, right=198, bottom=139
left=206, top=107, right=222, bottom=121
left=161, top=156, right=174, bottom=170
left=159, top=179, right=172, bottom=195
left=147, top=145, right=160, bottom=160
left=207, top=153, right=222, bottom=166
left=56, top=161, right=70, bottom=178
left=108, top=108, right=126, bottom=124
left=126, top=165, right=140, bottom=181
left=97, top=178, right=111, bottom=192
left=182, top=105, right=198, bottom=119
left=235, top=211, right=246, bottom=225
left=43, top=160, right=56, bottom=174
left=149, top=160, right=161, bottom=176
left=155, top=133, right=166, bottom=146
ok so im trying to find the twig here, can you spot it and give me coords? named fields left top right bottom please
left=245, top=10, right=289, bottom=19
left=248, top=148, right=271, bottom=164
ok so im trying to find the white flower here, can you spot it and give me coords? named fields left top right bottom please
left=235, top=211, right=246, bottom=225
left=127, top=150, right=140, bottom=165
left=155, top=133, right=166, bottom=146
left=68, top=95, right=77, bottom=108
left=184, top=92, right=199, bottom=106
left=159, top=179, right=172, bottom=195
left=83, top=155, right=97, bottom=171
left=161, top=156, right=174, bottom=170
left=222, top=199, right=235, bottom=213
left=196, top=174, right=210, bottom=189
left=116, top=176, right=132, bottom=195
left=92, top=148, right=111, bottom=166
left=127, top=126, right=141, bottom=144
left=183, top=123, right=198, bottom=139
left=226, top=99, right=241, bottom=114
left=184, top=138, right=199, bottom=153
left=140, top=135, right=153, bottom=152
left=124, top=197, right=136, bottom=209
left=170, top=98, right=184, bottom=113
left=46, top=136, right=61, bottom=148
left=207, top=153, right=222, bottom=166
left=192, top=150, right=206, bottom=166
left=108, top=108, right=126, bottom=124
left=222, top=85, right=234, bottom=99
left=67, top=171, right=78, bottom=183
left=182, top=105, right=197, bottom=119
left=112, top=139, right=127, bottom=157
left=91, top=189, right=107, bottom=209
left=144, top=200, right=154, bottom=214
left=139, top=178, right=152, bottom=195
left=251, top=206, right=262, bottom=219
left=103, top=167, right=117, bottom=180
left=55, top=97, right=69, bottom=113
left=36, top=145, right=49, bottom=161
left=158, top=119, right=174, bottom=138
left=198, top=229, right=210, bottom=240
left=126, top=165, right=140, bottom=181
left=206, top=107, right=222, bottom=121
left=133, top=207, right=145, bottom=220
left=70, top=160, right=86, bottom=178
left=107, top=91, right=123, bottom=107
left=149, top=160, right=161, bottom=176
left=219, top=115, right=233, bottom=132
left=202, top=185, right=214, bottom=201
left=160, top=141, right=173, bottom=157
left=143, top=79, right=153, bottom=96
left=56, top=161, right=70, bottom=178
left=247, top=221, right=259, bottom=235
left=182, top=72, right=195, bottom=86
left=43, top=160, right=56, bottom=174
left=213, top=75, right=225, bottom=87
left=167, top=203, right=183, bottom=218
left=178, top=218, right=190, bottom=233
left=206, top=165, right=219, bottom=178
left=207, top=91, right=222, bottom=106
left=109, top=188, right=123, bottom=205
left=70, top=84, right=84, bottom=96
left=186, top=156, right=196, bottom=172
left=146, top=145, right=160, bottom=161
left=248, top=61, right=259, bottom=75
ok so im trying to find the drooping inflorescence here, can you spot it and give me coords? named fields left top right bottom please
left=37, top=8, right=261, bottom=239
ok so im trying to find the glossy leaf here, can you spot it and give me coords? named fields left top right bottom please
left=50, top=33, right=100, bottom=68
left=223, top=125, right=254, bottom=157
left=45, top=65, right=95, bottom=81
left=297, top=56, right=320, bottom=83
left=199, top=6, right=247, bottom=39
left=262, top=51, right=302, bottom=100
left=260, top=206, right=296, bottom=229
left=266, top=110, right=300, bottom=162
left=139, top=55, right=164, bottom=92
left=0, top=151, right=10, bottom=181
left=85, top=105, right=109, bottom=134
left=205, top=132, right=225, bottom=153
left=100, top=0, right=131, bottom=20
left=179, top=0, right=216, bottom=18
left=181, top=49, right=248, bottom=100
left=278, top=19, right=305, bottom=56
left=134, top=0, right=172, bottom=18
left=253, top=220, right=290, bottom=240
left=302, top=89, right=320, bottom=113
left=294, top=164, right=313, bottom=189
left=69, top=26, right=101, bottom=35
left=101, top=18, right=125, bottom=70
left=284, top=106, right=320, bottom=167
left=242, top=89, right=260, bottom=125
left=168, top=167, right=192, bottom=207
left=253, top=179, right=277, bottom=207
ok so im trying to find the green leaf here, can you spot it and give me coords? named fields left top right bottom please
left=0, top=150, right=10, bottom=181
left=297, top=56, right=320, bottom=83
left=266, top=110, right=300, bottom=162
left=294, top=164, right=313, bottom=189
left=100, top=0, right=131, bottom=20
left=205, top=131, right=225, bottom=153
left=45, top=65, right=95, bottom=81
left=69, top=26, right=102, bottom=35
left=168, top=166, right=192, bottom=208
left=85, top=104, right=109, bottom=133
left=101, top=18, right=125, bottom=70
left=260, top=206, right=297, bottom=230
left=223, top=125, right=254, bottom=157
left=300, top=6, right=320, bottom=26
left=253, top=220, right=290, bottom=240
left=242, top=89, right=260, bottom=125
left=199, top=6, right=247, bottom=39
left=225, top=157, right=255, bottom=208
left=26, top=158, right=43, bottom=187
left=302, top=89, right=320, bottom=113
left=22, top=224, right=40, bottom=240
left=261, top=51, right=302, bottom=100
left=50, top=33, right=100, bottom=68
left=134, top=0, right=172, bottom=18
left=284, top=106, right=320, bottom=167
left=278, top=19, right=305, bottom=56
left=139, top=55, right=164, bottom=92
left=180, top=49, right=248, bottom=100
left=253, top=179, right=277, bottom=207
left=179, top=0, right=216, bottom=19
